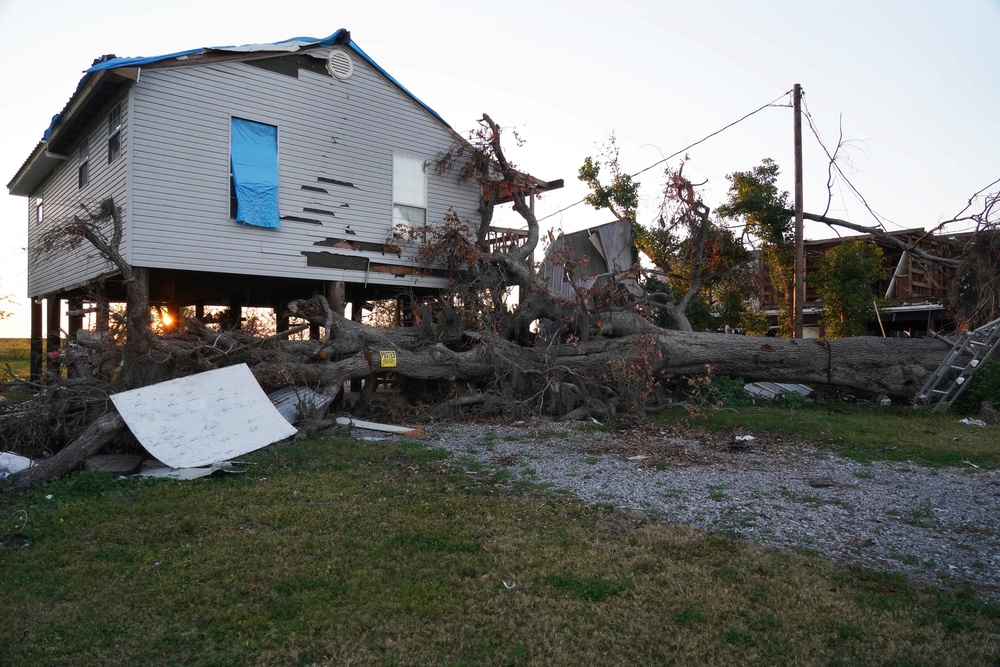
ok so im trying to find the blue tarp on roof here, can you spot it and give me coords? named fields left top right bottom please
left=39, top=30, right=450, bottom=167
left=77, top=30, right=448, bottom=128
left=85, top=31, right=347, bottom=72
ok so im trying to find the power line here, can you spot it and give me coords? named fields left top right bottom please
left=537, top=89, right=794, bottom=224
left=800, top=93, right=897, bottom=233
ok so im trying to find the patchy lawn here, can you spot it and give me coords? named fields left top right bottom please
left=656, top=403, right=1000, bottom=468
left=1, top=435, right=997, bottom=666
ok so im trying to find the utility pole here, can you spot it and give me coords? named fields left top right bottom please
left=793, top=83, right=805, bottom=338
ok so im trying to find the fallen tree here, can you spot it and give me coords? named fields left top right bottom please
left=260, top=297, right=950, bottom=416
left=1, top=113, right=984, bottom=493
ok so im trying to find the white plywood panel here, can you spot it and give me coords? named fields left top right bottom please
left=110, top=364, right=297, bottom=468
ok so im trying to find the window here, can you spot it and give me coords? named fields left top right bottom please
left=107, top=103, right=122, bottom=163
left=36, top=198, right=43, bottom=224
left=392, top=154, right=426, bottom=233
left=230, top=117, right=280, bottom=228
left=78, top=140, right=90, bottom=188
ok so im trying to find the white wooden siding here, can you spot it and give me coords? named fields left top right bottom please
left=27, top=93, right=130, bottom=296
left=129, top=54, right=479, bottom=287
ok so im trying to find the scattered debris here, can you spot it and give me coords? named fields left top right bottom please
left=0, top=452, right=34, bottom=478
left=728, top=434, right=756, bottom=451
left=959, top=418, right=987, bottom=427
left=335, top=416, right=424, bottom=436
left=110, top=364, right=297, bottom=468
left=963, top=460, right=981, bottom=469
left=0, top=533, right=30, bottom=549
left=84, top=454, right=143, bottom=475
left=744, top=382, right=814, bottom=401
left=627, top=455, right=649, bottom=461
left=805, top=477, right=845, bottom=489
left=878, top=394, right=892, bottom=407
left=268, top=386, right=334, bottom=424
left=137, top=460, right=246, bottom=480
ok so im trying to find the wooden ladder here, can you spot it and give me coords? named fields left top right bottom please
left=916, top=317, right=1000, bottom=413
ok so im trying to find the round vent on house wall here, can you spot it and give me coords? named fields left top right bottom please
left=326, top=48, right=354, bottom=80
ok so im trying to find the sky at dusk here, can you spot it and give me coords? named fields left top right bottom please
left=1, top=0, right=997, bottom=336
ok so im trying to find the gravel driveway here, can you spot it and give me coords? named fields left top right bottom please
left=378, top=420, right=1000, bottom=595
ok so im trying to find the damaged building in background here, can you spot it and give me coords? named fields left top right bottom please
left=759, top=228, right=970, bottom=337
left=7, top=29, right=560, bottom=379
left=538, top=219, right=643, bottom=302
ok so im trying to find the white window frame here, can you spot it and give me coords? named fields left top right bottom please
left=78, top=140, right=90, bottom=189
left=36, top=197, right=44, bottom=224
left=392, top=154, right=427, bottom=236
left=107, top=103, right=122, bottom=163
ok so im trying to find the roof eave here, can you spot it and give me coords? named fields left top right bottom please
left=7, top=68, right=133, bottom=197
left=7, top=141, right=65, bottom=196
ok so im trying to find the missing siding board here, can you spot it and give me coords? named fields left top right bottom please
left=246, top=58, right=300, bottom=78
left=303, top=207, right=336, bottom=217
left=281, top=215, right=322, bottom=224
left=302, top=251, right=370, bottom=271
left=301, top=185, right=328, bottom=194
left=368, top=264, right=447, bottom=277
left=302, top=251, right=448, bottom=278
left=313, top=238, right=386, bottom=253
left=317, top=176, right=357, bottom=188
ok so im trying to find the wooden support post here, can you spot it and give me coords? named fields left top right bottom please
left=276, top=308, right=289, bottom=333
left=67, top=295, right=84, bottom=341
left=350, top=299, right=364, bottom=392
left=30, top=298, right=43, bottom=380
left=66, top=295, right=84, bottom=378
left=327, top=281, right=346, bottom=316
left=95, top=283, right=110, bottom=333
left=793, top=82, right=805, bottom=339
left=195, top=302, right=205, bottom=321
left=227, top=293, right=243, bottom=331
left=46, top=296, right=61, bottom=378
left=326, top=281, right=346, bottom=339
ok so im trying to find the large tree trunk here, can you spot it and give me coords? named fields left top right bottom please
left=4, top=412, right=126, bottom=498
left=264, top=303, right=950, bottom=400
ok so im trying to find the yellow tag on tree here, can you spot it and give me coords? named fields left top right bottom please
left=379, top=350, right=397, bottom=368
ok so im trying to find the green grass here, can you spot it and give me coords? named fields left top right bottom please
left=1, top=435, right=998, bottom=666
left=655, top=403, right=1000, bottom=468
left=0, top=338, right=33, bottom=381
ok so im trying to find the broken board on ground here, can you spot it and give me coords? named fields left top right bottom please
left=335, top=416, right=424, bottom=436
left=110, top=364, right=297, bottom=468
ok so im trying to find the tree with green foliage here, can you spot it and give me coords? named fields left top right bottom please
left=716, top=158, right=794, bottom=335
left=579, top=140, right=754, bottom=332
left=813, top=239, right=886, bottom=338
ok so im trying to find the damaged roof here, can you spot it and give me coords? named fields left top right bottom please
left=8, top=30, right=451, bottom=196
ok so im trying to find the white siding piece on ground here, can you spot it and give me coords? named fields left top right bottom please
left=743, top=382, right=815, bottom=401
left=110, top=364, right=297, bottom=468
left=268, top=386, right=334, bottom=424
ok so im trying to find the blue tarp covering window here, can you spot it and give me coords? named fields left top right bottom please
left=230, top=118, right=279, bottom=228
